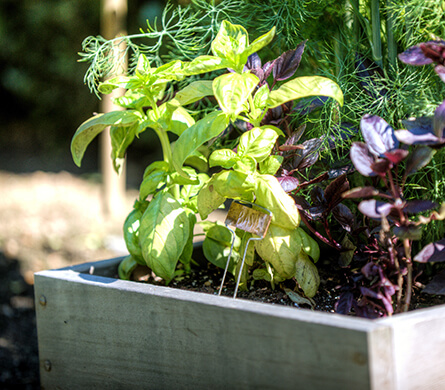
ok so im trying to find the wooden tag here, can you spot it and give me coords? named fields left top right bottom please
left=225, top=202, right=271, bottom=238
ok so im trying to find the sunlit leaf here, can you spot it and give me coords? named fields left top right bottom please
left=139, top=192, right=190, bottom=283
left=414, top=239, right=445, bottom=263
left=358, top=199, right=393, bottom=219
left=350, top=142, right=376, bottom=177
left=71, top=110, right=140, bottom=167
left=294, top=252, right=320, bottom=298
left=172, top=111, right=229, bottom=179
left=213, top=72, right=259, bottom=119
left=360, top=114, right=398, bottom=157
left=267, top=76, right=343, bottom=108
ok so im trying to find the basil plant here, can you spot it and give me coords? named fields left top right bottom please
left=71, top=21, right=343, bottom=297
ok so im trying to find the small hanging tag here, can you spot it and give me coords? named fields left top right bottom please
left=225, top=201, right=272, bottom=238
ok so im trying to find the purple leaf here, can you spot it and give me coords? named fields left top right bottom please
left=292, top=138, right=323, bottom=170
left=361, top=114, right=398, bottom=156
left=327, top=164, right=355, bottom=179
left=277, top=175, right=300, bottom=193
left=350, top=142, right=376, bottom=177
left=335, top=291, right=354, bottom=315
left=370, top=158, right=392, bottom=174
left=435, top=65, right=445, bottom=83
left=358, top=199, right=393, bottom=219
left=384, top=149, right=409, bottom=164
left=419, top=41, right=445, bottom=64
left=293, top=195, right=311, bottom=209
left=307, top=205, right=326, bottom=220
left=362, top=262, right=380, bottom=279
left=262, top=60, right=276, bottom=81
left=414, top=238, right=445, bottom=263
left=403, top=200, right=437, bottom=214
left=245, top=52, right=262, bottom=70
left=332, top=203, right=355, bottom=232
left=422, top=269, right=445, bottom=294
left=310, top=186, right=326, bottom=206
left=272, top=41, right=306, bottom=81
left=398, top=45, right=433, bottom=66
left=324, top=174, right=349, bottom=209
left=433, top=100, right=445, bottom=139
left=396, top=116, right=437, bottom=145
left=380, top=295, right=394, bottom=315
left=342, top=186, right=379, bottom=199
left=395, top=129, right=438, bottom=145
left=404, top=147, right=435, bottom=176
left=282, top=124, right=306, bottom=147
left=360, top=286, right=383, bottom=300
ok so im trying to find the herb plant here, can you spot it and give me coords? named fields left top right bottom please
left=72, top=21, right=343, bottom=298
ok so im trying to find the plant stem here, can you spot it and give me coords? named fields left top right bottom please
left=402, top=238, right=413, bottom=312
left=370, top=0, right=383, bottom=68
left=298, top=210, right=341, bottom=250
left=386, top=0, right=397, bottom=71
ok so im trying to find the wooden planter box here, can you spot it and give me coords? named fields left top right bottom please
left=34, top=257, right=445, bottom=390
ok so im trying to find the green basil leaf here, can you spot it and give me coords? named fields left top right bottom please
left=139, top=169, right=168, bottom=200
left=233, top=155, right=257, bottom=173
left=169, top=106, right=195, bottom=136
left=254, top=224, right=302, bottom=279
left=135, top=53, right=151, bottom=75
left=245, top=26, right=276, bottom=57
left=184, top=55, right=228, bottom=75
left=118, top=255, right=139, bottom=280
left=238, top=127, right=279, bottom=162
left=71, top=110, right=140, bottom=167
left=178, top=209, right=197, bottom=272
left=297, top=228, right=320, bottom=263
left=254, top=174, right=300, bottom=229
left=197, top=177, right=226, bottom=220
left=139, top=192, right=190, bottom=283
left=209, top=149, right=238, bottom=169
left=213, top=72, right=259, bottom=120
left=180, top=172, right=209, bottom=200
left=172, top=111, right=229, bottom=179
left=174, top=80, right=214, bottom=106
left=123, top=208, right=145, bottom=265
left=253, top=84, right=270, bottom=110
left=267, top=76, right=344, bottom=109
left=212, top=170, right=255, bottom=200
left=259, top=155, right=283, bottom=175
left=295, top=252, right=320, bottom=298
left=110, top=123, right=138, bottom=173
left=98, top=75, right=132, bottom=95
left=203, top=224, right=240, bottom=271
left=211, top=20, right=249, bottom=72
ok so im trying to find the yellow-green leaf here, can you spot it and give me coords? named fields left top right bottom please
left=267, top=76, right=344, bottom=109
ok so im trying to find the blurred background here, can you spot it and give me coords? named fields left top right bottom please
left=0, top=1, right=167, bottom=386
left=0, top=0, right=170, bottom=282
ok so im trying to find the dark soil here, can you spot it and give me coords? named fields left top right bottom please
left=0, top=253, right=40, bottom=390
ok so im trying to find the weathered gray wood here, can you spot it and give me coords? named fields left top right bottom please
left=380, top=306, right=445, bottom=390
left=34, top=259, right=445, bottom=390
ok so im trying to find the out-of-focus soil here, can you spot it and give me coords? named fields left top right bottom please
left=0, top=170, right=137, bottom=389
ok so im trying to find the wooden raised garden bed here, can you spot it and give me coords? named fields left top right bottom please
left=34, top=257, right=445, bottom=390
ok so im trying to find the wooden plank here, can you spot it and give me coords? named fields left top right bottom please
left=380, top=306, right=445, bottom=390
left=34, top=262, right=389, bottom=390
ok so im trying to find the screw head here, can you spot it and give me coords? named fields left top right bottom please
left=39, top=295, right=47, bottom=306
left=44, top=359, right=52, bottom=372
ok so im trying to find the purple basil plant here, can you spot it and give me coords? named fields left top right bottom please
left=338, top=113, right=445, bottom=316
